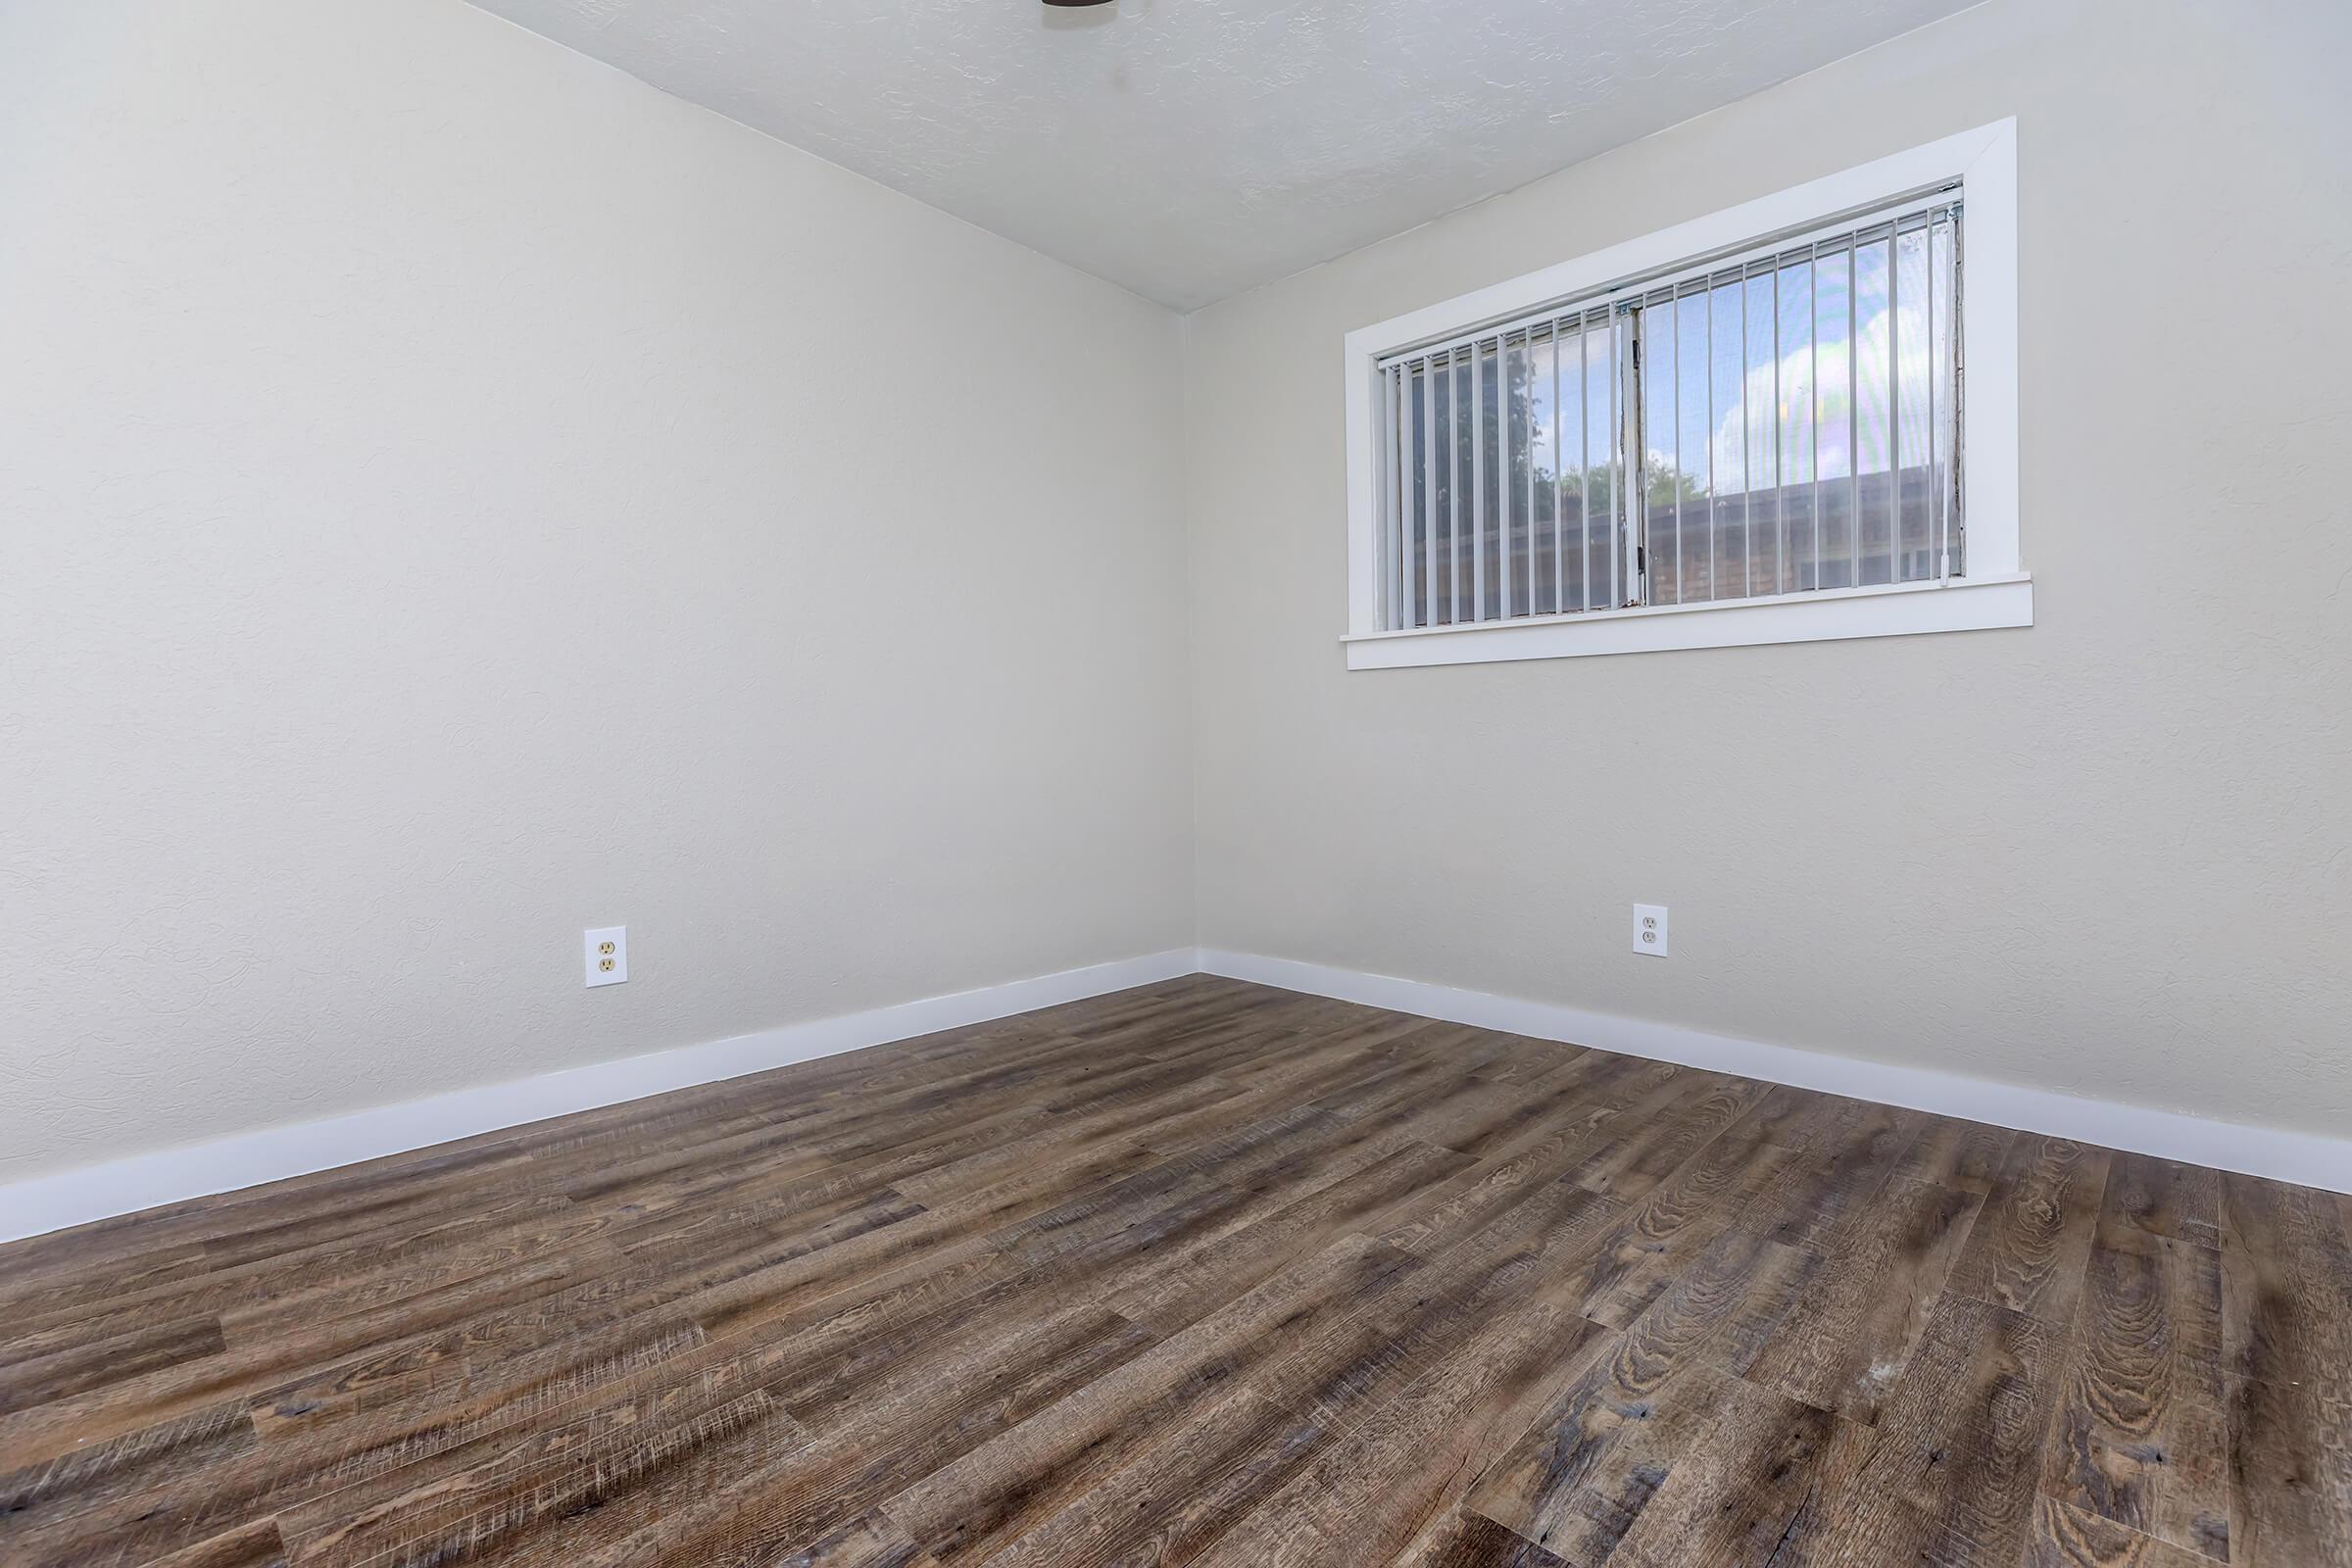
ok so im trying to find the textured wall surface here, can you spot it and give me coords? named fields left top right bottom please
left=466, top=0, right=1979, bottom=310
left=0, top=0, right=1194, bottom=1183
left=1183, top=0, right=2352, bottom=1137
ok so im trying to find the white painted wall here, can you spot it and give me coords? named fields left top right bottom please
left=1182, top=0, right=2352, bottom=1139
left=0, top=0, right=1194, bottom=1183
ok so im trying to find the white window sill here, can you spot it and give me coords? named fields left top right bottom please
left=1342, top=573, right=2033, bottom=670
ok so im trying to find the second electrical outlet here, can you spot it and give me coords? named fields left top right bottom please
left=585, top=926, right=628, bottom=987
left=1633, top=905, right=1669, bottom=956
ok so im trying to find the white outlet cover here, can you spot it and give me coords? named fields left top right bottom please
left=1633, top=905, right=1670, bottom=957
left=584, top=926, right=628, bottom=987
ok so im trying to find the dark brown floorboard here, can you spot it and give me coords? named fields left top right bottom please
left=3, top=975, right=2348, bottom=1565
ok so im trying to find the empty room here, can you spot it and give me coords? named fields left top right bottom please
left=4, top=0, right=2349, bottom=1564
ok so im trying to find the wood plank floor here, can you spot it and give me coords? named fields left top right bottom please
left=4, top=975, right=2348, bottom=1567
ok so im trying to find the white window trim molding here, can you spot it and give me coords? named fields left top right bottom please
left=1342, top=118, right=2026, bottom=670
left=1346, top=572, right=2033, bottom=670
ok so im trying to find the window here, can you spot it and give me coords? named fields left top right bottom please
left=1344, top=122, right=2027, bottom=668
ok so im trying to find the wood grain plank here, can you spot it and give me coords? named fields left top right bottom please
left=2023, top=1496, right=2225, bottom=1568
left=2104, top=1152, right=2222, bottom=1250
left=2040, top=1211, right=2230, bottom=1562
left=766, top=1512, right=944, bottom=1568
left=0, top=1245, right=623, bottom=1473
left=1369, top=1107, right=1627, bottom=1257
left=277, top=1340, right=808, bottom=1566
left=1393, top=1510, right=1570, bottom=1568
left=2228, top=1369, right=2352, bottom=1568
left=498, top=1307, right=1146, bottom=1567
left=1602, top=1376, right=1839, bottom=1568
left=0, top=1195, right=581, bottom=1362
left=1731, top=1176, right=1982, bottom=1423
left=143, top=1517, right=291, bottom=1568
left=2217, top=1179, right=2352, bottom=1562
left=970, top=1387, right=1342, bottom=1568
left=1102, top=1138, right=1472, bottom=1335
left=1555, top=1113, right=1807, bottom=1331
left=1569, top=1074, right=1771, bottom=1202
left=0, top=1399, right=265, bottom=1566
left=884, top=1232, right=1441, bottom=1563
left=1725, top=1092, right=1925, bottom=1252
left=0, top=1315, right=227, bottom=1416
left=1188, top=1297, right=1607, bottom=1567
left=982, top=1196, right=1633, bottom=1568
left=1465, top=1225, right=1820, bottom=1557
left=1759, top=1293, right=2069, bottom=1568
left=1888, top=1114, right=2016, bottom=1195
left=1946, top=1135, right=2113, bottom=1324
left=2220, top=1171, right=2352, bottom=1394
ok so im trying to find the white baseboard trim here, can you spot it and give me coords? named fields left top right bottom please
left=0, top=948, right=1200, bottom=1247
left=12, top=942, right=2343, bottom=1247
left=1199, top=949, right=2352, bottom=1197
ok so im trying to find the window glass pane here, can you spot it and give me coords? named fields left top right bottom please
left=1854, top=226, right=1895, bottom=586
left=1643, top=300, right=1679, bottom=606
left=1779, top=256, right=1816, bottom=592
left=1557, top=323, right=1589, bottom=612
left=1502, top=332, right=1527, bottom=618
left=1711, top=276, right=1748, bottom=603
left=1813, top=244, right=1853, bottom=589
left=1528, top=327, right=1558, bottom=615
left=1407, top=366, right=1428, bottom=626
left=1676, top=287, right=1713, bottom=603
left=1583, top=318, right=1614, bottom=611
left=1380, top=371, right=1395, bottom=628
left=1894, top=220, right=1933, bottom=582
left=1430, top=352, right=1448, bottom=620
left=1453, top=351, right=1474, bottom=622
left=1432, top=356, right=1453, bottom=623
left=1480, top=339, right=1502, bottom=620
left=1933, top=215, right=1959, bottom=575
left=1745, top=268, right=1779, bottom=599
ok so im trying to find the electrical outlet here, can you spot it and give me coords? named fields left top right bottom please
left=1633, top=905, right=1669, bottom=957
left=584, top=926, right=627, bottom=987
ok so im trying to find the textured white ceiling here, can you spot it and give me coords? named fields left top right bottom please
left=469, top=0, right=1981, bottom=310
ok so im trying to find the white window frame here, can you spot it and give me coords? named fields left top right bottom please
left=1342, top=119, right=2027, bottom=670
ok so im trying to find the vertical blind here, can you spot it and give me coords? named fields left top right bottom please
left=1373, top=194, right=1962, bottom=631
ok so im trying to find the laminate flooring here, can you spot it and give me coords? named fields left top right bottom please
left=5, top=975, right=2348, bottom=1566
